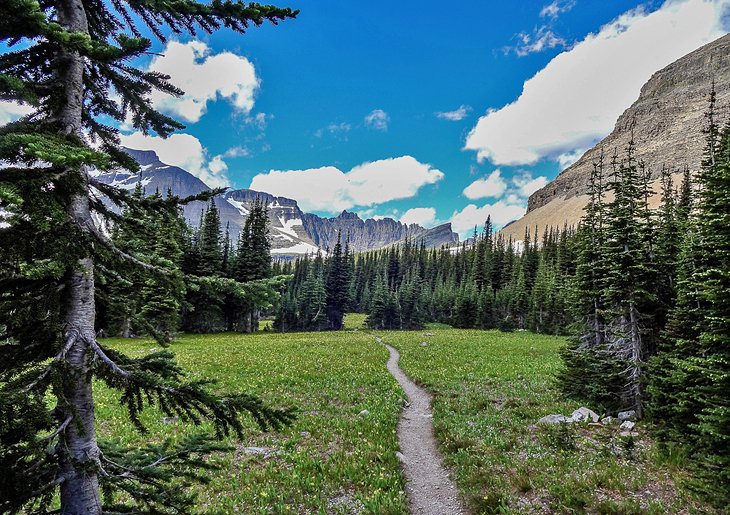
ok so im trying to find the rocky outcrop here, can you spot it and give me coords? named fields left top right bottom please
left=301, top=211, right=458, bottom=252
left=95, top=149, right=459, bottom=256
left=525, top=33, right=730, bottom=216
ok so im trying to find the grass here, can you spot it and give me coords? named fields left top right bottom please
left=97, top=318, right=712, bottom=514
left=381, top=328, right=708, bottom=514
left=97, top=316, right=406, bottom=514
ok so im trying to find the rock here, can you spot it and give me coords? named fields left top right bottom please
left=501, top=34, right=730, bottom=241
left=538, top=414, right=573, bottom=425
left=570, top=407, right=600, bottom=423
left=618, top=410, right=637, bottom=422
left=600, top=416, right=616, bottom=425
left=620, top=420, right=636, bottom=431
left=358, top=409, right=370, bottom=416
left=395, top=451, right=406, bottom=463
left=420, top=342, right=428, bottom=347
left=300, top=431, right=311, bottom=438
left=620, top=431, right=639, bottom=438
left=161, top=416, right=178, bottom=424
left=424, top=332, right=434, bottom=337
left=375, top=337, right=382, bottom=343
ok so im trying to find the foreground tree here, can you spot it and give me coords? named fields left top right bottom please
left=0, top=1, right=296, bottom=512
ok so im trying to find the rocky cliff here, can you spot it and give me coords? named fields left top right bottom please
left=301, top=210, right=458, bottom=252
left=95, top=149, right=459, bottom=256
left=502, top=33, right=730, bottom=240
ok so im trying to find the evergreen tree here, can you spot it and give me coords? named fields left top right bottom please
left=325, top=233, right=349, bottom=330
left=0, top=2, right=296, bottom=512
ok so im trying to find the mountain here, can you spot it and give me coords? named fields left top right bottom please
left=500, top=33, right=730, bottom=241
left=301, top=210, right=458, bottom=252
left=94, top=148, right=459, bottom=256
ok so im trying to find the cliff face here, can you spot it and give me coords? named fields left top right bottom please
left=95, top=149, right=459, bottom=255
left=301, top=211, right=458, bottom=252
left=526, top=33, right=730, bottom=214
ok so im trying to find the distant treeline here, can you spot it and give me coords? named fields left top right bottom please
left=272, top=220, right=575, bottom=335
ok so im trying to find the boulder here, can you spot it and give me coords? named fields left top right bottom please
left=570, top=407, right=600, bottom=423
left=618, top=410, right=637, bottom=422
left=600, top=416, right=616, bottom=425
left=620, top=420, right=636, bottom=431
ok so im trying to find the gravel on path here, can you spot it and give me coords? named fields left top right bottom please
left=385, top=344, right=466, bottom=515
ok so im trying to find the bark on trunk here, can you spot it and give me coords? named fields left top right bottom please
left=55, top=0, right=103, bottom=512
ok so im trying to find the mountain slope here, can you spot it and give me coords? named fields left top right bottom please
left=501, top=33, right=730, bottom=241
left=94, top=149, right=459, bottom=255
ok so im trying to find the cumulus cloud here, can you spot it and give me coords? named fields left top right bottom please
left=0, top=101, right=34, bottom=125
left=250, top=156, right=443, bottom=213
left=450, top=201, right=527, bottom=236
left=513, top=171, right=550, bottom=197
left=557, top=148, right=587, bottom=168
left=148, top=40, right=259, bottom=123
left=467, top=0, right=729, bottom=166
left=364, top=109, right=389, bottom=131
left=400, top=207, right=438, bottom=227
left=463, top=169, right=508, bottom=199
left=435, top=105, right=472, bottom=121
left=119, top=132, right=230, bottom=188
left=540, top=0, right=576, bottom=19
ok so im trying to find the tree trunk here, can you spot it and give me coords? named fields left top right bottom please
left=55, top=0, right=103, bottom=512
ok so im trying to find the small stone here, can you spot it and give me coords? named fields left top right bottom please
left=570, top=407, right=600, bottom=423
left=538, top=414, right=573, bottom=425
left=395, top=451, right=406, bottom=463
left=620, top=431, right=639, bottom=438
left=358, top=409, right=370, bottom=416
left=620, top=420, right=636, bottom=431
left=161, top=416, right=178, bottom=424
left=424, top=332, right=434, bottom=336
left=420, top=342, right=428, bottom=347
left=300, top=431, right=311, bottom=438
left=242, top=446, right=281, bottom=457
left=375, top=337, right=382, bottom=343
left=600, top=416, right=616, bottom=425
left=618, top=410, right=637, bottom=422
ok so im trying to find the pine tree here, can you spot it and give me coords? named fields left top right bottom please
left=325, top=233, right=349, bottom=330
left=0, top=2, right=296, bottom=512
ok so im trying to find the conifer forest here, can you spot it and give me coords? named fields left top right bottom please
left=0, top=0, right=728, bottom=513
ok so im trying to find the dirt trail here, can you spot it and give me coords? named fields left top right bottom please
left=385, top=344, right=466, bottom=515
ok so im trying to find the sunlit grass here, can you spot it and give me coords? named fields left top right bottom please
left=97, top=323, right=711, bottom=514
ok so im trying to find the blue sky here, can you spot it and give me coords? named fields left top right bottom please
left=2, top=0, right=729, bottom=235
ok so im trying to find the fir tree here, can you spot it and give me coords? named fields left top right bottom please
left=0, top=1, right=297, bottom=512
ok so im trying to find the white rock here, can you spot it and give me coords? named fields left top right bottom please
left=420, top=342, right=428, bottom=347
left=358, top=409, right=370, bottom=416
left=620, top=420, right=636, bottom=431
left=570, top=407, right=600, bottom=423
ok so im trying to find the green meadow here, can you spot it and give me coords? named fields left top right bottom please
left=97, top=316, right=708, bottom=514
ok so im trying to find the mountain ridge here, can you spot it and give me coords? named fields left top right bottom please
left=94, top=148, right=459, bottom=256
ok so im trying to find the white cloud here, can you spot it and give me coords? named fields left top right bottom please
left=513, top=171, right=550, bottom=197
left=223, top=145, right=251, bottom=158
left=250, top=156, right=443, bottom=213
left=0, top=101, right=34, bottom=125
left=245, top=112, right=271, bottom=130
left=463, top=169, right=508, bottom=199
left=400, top=207, right=437, bottom=227
left=435, top=105, right=472, bottom=121
left=467, top=0, right=729, bottom=166
left=511, top=27, right=566, bottom=56
left=450, top=201, right=527, bottom=236
left=148, top=40, right=259, bottom=123
left=364, top=109, right=389, bottom=131
left=540, top=0, right=576, bottom=19
left=557, top=147, right=586, bottom=168
left=119, top=132, right=230, bottom=188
